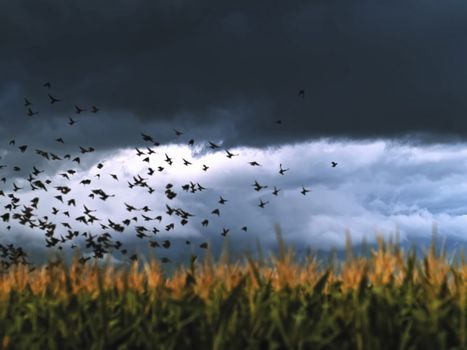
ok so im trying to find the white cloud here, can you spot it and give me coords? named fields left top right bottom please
left=3, top=138, right=467, bottom=259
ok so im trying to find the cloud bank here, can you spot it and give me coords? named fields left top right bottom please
left=3, top=139, right=467, bottom=263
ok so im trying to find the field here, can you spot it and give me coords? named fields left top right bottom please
left=0, top=234, right=465, bottom=350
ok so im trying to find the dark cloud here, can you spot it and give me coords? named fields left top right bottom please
left=1, top=0, right=467, bottom=149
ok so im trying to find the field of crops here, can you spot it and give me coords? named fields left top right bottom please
left=0, top=235, right=465, bottom=350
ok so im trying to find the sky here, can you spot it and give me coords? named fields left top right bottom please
left=1, top=0, right=467, bottom=265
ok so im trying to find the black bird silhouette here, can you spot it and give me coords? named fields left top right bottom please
left=18, top=145, right=27, bottom=153
left=43, top=82, right=51, bottom=89
left=301, top=186, right=310, bottom=195
left=249, top=161, right=261, bottom=166
left=258, top=199, right=269, bottom=208
left=173, top=129, right=183, bottom=137
left=182, top=158, right=192, bottom=166
left=55, top=138, right=64, bottom=144
left=149, top=240, right=160, bottom=248
left=241, top=226, right=248, bottom=232
left=201, top=219, right=209, bottom=227
left=202, top=164, right=209, bottom=171
left=68, top=117, right=76, bottom=125
left=135, top=148, right=145, bottom=156
left=188, top=139, right=194, bottom=146
left=124, top=203, right=138, bottom=212
left=279, top=164, right=289, bottom=175
left=221, top=228, right=230, bottom=237
left=272, top=186, right=281, bottom=196
left=218, top=196, right=228, bottom=205
left=74, top=105, right=85, bottom=114
left=225, top=150, right=239, bottom=158
left=27, top=108, right=38, bottom=116
left=141, top=133, right=154, bottom=143
left=298, top=89, right=305, bottom=98
left=208, top=142, right=220, bottom=149
left=91, top=105, right=99, bottom=113
left=24, top=98, right=32, bottom=106
left=200, top=242, right=208, bottom=249
left=211, top=209, right=220, bottom=216
left=32, top=166, right=43, bottom=176
left=48, top=94, right=60, bottom=104
left=164, top=154, right=173, bottom=165
left=252, top=180, right=268, bottom=191
left=331, top=162, right=338, bottom=167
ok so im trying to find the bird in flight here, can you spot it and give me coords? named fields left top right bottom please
left=74, top=105, right=86, bottom=114
left=331, top=162, right=338, bottom=167
left=68, top=117, right=76, bottom=125
left=164, top=154, right=173, bottom=166
left=208, top=142, right=220, bottom=149
left=272, top=186, right=281, bottom=196
left=43, top=82, right=51, bottom=89
left=249, top=161, right=261, bottom=166
left=252, top=180, right=268, bottom=192
left=141, top=133, right=154, bottom=143
left=258, top=199, right=269, bottom=208
left=298, top=89, right=305, bottom=98
left=48, top=94, right=60, bottom=104
left=27, top=108, right=38, bottom=117
left=225, top=150, right=239, bottom=158
left=24, top=98, right=32, bottom=106
left=279, top=164, right=289, bottom=175
left=301, top=186, right=310, bottom=195
left=91, top=105, right=99, bottom=113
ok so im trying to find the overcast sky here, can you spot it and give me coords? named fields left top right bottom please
left=1, top=0, right=467, bottom=264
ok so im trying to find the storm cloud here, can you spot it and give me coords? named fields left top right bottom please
left=2, top=0, right=467, bottom=148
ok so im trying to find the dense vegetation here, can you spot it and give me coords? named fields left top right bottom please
left=0, top=236, right=465, bottom=350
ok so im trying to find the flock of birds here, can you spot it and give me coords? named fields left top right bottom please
left=0, top=84, right=338, bottom=269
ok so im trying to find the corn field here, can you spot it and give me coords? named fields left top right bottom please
left=0, top=236, right=465, bottom=350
